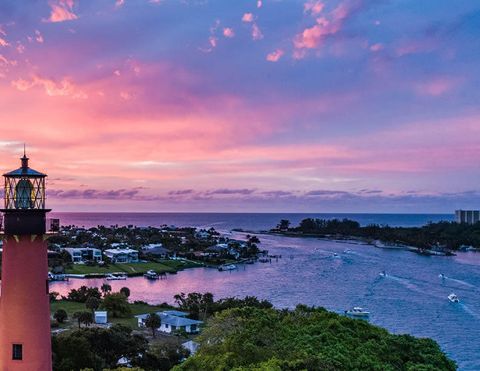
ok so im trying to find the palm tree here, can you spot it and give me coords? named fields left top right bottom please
left=101, top=283, right=112, bottom=296
left=85, top=296, right=101, bottom=314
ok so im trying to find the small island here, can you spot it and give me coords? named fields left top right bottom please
left=270, top=218, right=480, bottom=255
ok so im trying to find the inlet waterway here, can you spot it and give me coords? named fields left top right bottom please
left=49, top=213, right=478, bottom=370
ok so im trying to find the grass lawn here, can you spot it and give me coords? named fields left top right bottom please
left=64, top=260, right=200, bottom=276
left=51, top=300, right=173, bottom=330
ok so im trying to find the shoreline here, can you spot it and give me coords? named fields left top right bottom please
left=234, top=229, right=460, bottom=257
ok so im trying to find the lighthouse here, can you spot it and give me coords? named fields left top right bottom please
left=0, top=153, right=53, bottom=370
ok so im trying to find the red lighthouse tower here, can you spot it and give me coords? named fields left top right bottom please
left=0, top=153, right=53, bottom=370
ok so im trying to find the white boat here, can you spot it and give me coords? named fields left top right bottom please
left=144, top=270, right=159, bottom=280
left=106, top=273, right=127, bottom=280
left=48, top=272, right=69, bottom=282
left=332, top=253, right=341, bottom=259
left=439, top=273, right=446, bottom=279
left=345, top=307, right=370, bottom=317
left=379, top=271, right=387, bottom=277
left=218, top=264, right=237, bottom=271
left=448, top=293, right=459, bottom=303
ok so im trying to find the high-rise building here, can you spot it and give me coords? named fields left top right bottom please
left=0, top=153, right=57, bottom=370
left=455, top=210, right=480, bottom=224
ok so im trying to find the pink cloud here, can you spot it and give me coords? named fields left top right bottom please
left=115, top=0, right=125, bottom=8
left=266, top=49, right=284, bottom=62
left=414, top=77, right=459, bottom=97
left=294, top=1, right=357, bottom=57
left=35, top=30, right=44, bottom=43
left=252, top=24, right=263, bottom=40
left=45, top=0, right=78, bottom=23
left=223, top=27, right=235, bottom=38
left=369, top=43, right=383, bottom=52
left=242, top=13, right=254, bottom=23
left=257, top=0, right=262, bottom=8
left=0, top=38, right=9, bottom=47
left=11, top=75, right=87, bottom=99
left=304, top=1, right=325, bottom=15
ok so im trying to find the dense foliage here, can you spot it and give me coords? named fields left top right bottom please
left=174, top=292, right=273, bottom=320
left=274, top=218, right=480, bottom=250
left=176, top=306, right=456, bottom=371
left=53, top=324, right=188, bottom=371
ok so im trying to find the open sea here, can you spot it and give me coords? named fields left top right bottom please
left=49, top=212, right=480, bottom=370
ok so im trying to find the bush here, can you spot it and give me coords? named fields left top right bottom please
left=54, top=309, right=68, bottom=324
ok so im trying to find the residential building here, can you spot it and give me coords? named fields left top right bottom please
left=94, top=311, right=108, bottom=324
left=455, top=210, right=480, bottom=224
left=143, top=246, right=171, bottom=259
left=136, top=311, right=202, bottom=334
left=64, top=247, right=103, bottom=264
left=104, top=248, right=139, bottom=263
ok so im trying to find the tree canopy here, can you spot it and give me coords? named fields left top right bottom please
left=176, top=306, right=456, bottom=371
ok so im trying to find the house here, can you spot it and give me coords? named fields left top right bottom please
left=63, top=247, right=103, bottom=264
left=136, top=311, right=203, bottom=334
left=94, top=311, right=108, bottom=324
left=104, top=248, right=139, bottom=263
left=144, top=246, right=171, bottom=259
left=142, top=243, right=163, bottom=250
left=195, top=230, right=210, bottom=239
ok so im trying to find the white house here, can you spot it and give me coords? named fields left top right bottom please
left=104, top=248, right=139, bottom=263
left=94, top=311, right=108, bottom=324
left=63, top=247, right=103, bottom=264
left=136, top=310, right=202, bottom=334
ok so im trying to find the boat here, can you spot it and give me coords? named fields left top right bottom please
left=144, top=270, right=159, bottom=280
left=439, top=273, right=446, bottom=279
left=106, top=273, right=127, bottom=280
left=48, top=272, right=69, bottom=282
left=448, top=293, right=459, bottom=303
left=345, top=307, right=370, bottom=317
left=218, top=264, right=237, bottom=271
left=379, top=271, right=387, bottom=277
left=332, top=253, right=341, bottom=259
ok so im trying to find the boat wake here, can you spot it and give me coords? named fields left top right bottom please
left=441, top=276, right=475, bottom=289
left=460, top=304, right=480, bottom=320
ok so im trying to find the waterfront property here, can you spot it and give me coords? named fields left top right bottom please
left=143, top=246, right=172, bottom=259
left=455, top=209, right=480, bottom=224
left=136, top=310, right=203, bottom=334
left=104, top=248, right=139, bottom=263
left=63, top=247, right=103, bottom=263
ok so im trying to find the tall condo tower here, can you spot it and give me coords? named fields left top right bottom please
left=0, top=153, right=55, bottom=370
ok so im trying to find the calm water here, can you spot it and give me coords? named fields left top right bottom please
left=51, top=212, right=454, bottom=230
left=49, top=213, right=480, bottom=370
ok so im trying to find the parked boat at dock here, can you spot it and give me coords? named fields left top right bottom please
left=218, top=264, right=237, bottom=271
left=144, top=270, right=159, bottom=280
left=106, top=273, right=127, bottom=280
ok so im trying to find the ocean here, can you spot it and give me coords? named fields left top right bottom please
left=49, top=212, right=479, bottom=370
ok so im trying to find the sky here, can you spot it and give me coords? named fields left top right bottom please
left=0, top=0, right=479, bottom=213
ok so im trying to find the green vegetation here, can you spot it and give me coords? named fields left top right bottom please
left=176, top=305, right=456, bottom=371
left=274, top=218, right=480, bottom=251
left=51, top=290, right=455, bottom=370
left=64, top=261, right=194, bottom=275
left=51, top=299, right=170, bottom=329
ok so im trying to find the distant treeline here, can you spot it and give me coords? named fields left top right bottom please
left=272, top=218, right=480, bottom=250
